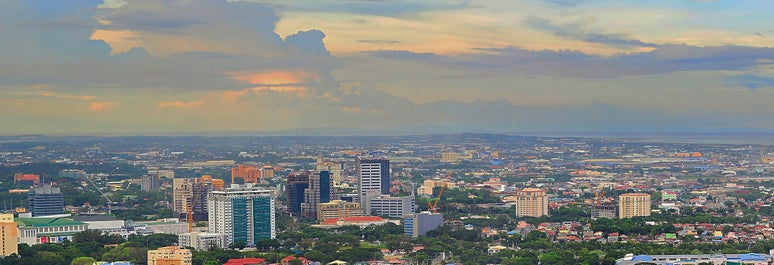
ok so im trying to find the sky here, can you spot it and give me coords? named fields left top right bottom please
left=2, top=0, right=774, bottom=136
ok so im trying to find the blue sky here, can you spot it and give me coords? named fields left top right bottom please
left=1, top=0, right=773, bottom=135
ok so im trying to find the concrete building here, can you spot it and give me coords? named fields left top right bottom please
left=28, top=184, right=64, bottom=217
left=316, top=157, right=343, bottom=186
left=178, top=232, right=226, bottom=250
left=285, top=172, right=309, bottom=215
left=301, top=171, right=334, bottom=218
left=404, top=212, right=443, bottom=238
left=148, top=246, right=192, bottom=265
left=208, top=184, right=276, bottom=247
left=357, top=158, right=390, bottom=209
left=317, top=200, right=364, bottom=221
left=141, top=174, right=160, bottom=192
left=16, top=217, right=88, bottom=245
left=368, top=195, right=415, bottom=218
left=619, top=193, right=651, bottom=218
left=172, top=178, right=195, bottom=215
left=231, top=164, right=262, bottom=184
left=0, top=214, right=17, bottom=257
left=515, top=188, right=548, bottom=217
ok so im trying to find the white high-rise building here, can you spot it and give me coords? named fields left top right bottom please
left=207, top=184, right=275, bottom=247
left=357, top=158, right=390, bottom=212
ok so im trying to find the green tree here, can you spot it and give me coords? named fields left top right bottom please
left=71, top=257, right=96, bottom=265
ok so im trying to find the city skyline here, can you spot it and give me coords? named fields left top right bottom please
left=2, top=0, right=774, bottom=135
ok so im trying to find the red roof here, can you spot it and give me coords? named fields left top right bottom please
left=321, top=216, right=384, bottom=225
left=224, top=258, right=266, bottom=265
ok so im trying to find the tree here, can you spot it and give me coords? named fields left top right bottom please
left=71, top=257, right=96, bottom=265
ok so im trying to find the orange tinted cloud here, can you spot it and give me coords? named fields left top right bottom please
left=342, top=106, right=361, bottom=112
left=88, top=102, right=116, bottom=111
left=158, top=100, right=204, bottom=108
left=230, top=70, right=317, bottom=86
left=249, top=86, right=307, bottom=97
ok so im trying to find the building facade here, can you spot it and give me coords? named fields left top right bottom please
left=515, top=188, right=548, bottom=217
left=147, top=246, right=192, bottom=265
left=231, top=164, right=262, bottom=184
left=619, top=193, right=651, bottom=218
left=368, top=195, right=415, bottom=218
left=357, top=158, right=390, bottom=208
left=208, top=184, right=276, bottom=247
left=28, top=184, right=64, bottom=217
left=17, top=217, right=88, bottom=245
left=301, top=171, right=334, bottom=218
left=178, top=232, right=226, bottom=250
left=0, top=214, right=17, bottom=257
left=317, top=200, right=364, bottom=221
left=404, top=212, right=443, bottom=238
left=285, top=173, right=309, bottom=215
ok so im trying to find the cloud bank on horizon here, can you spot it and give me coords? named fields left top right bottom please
left=1, top=0, right=773, bottom=135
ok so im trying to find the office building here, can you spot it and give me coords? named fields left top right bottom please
left=286, top=172, right=309, bottom=215
left=141, top=173, right=160, bottom=192
left=515, top=188, right=548, bottom=217
left=178, top=232, right=226, bottom=250
left=301, top=171, right=334, bottom=218
left=619, top=193, right=651, bottom=218
left=147, top=246, right=192, bottom=265
left=208, top=184, right=276, bottom=246
left=28, top=184, right=64, bottom=217
left=173, top=176, right=217, bottom=222
left=317, top=157, right=343, bottom=186
left=231, top=164, right=262, bottom=184
left=357, top=158, right=390, bottom=208
left=404, top=212, right=443, bottom=238
left=260, top=166, right=274, bottom=179
left=317, top=200, right=364, bottom=221
left=368, top=195, right=415, bottom=218
left=0, top=213, right=17, bottom=257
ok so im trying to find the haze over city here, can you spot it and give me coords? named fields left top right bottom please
left=2, top=0, right=774, bottom=135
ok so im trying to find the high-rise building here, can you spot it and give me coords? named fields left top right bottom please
left=231, top=164, right=262, bottom=184
left=302, top=171, right=334, bottom=218
left=286, top=172, right=309, bottom=215
left=404, top=212, right=443, bottom=238
left=28, top=184, right=64, bottom=217
left=618, top=193, right=651, bottom=218
left=208, top=184, right=276, bottom=247
left=0, top=213, right=17, bottom=257
left=173, top=176, right=218, bottom=222
left=515, top=188, right=548, bottom=217
left=317, top=200, right=364, bottom=221
left=357, top=158, right=390, bottom=208
left=173, top=178, right=195, bottom=215
left=317, top=157, right=343, bottom=186
left=147, top=246, right=192, bottom=265
left=141, top=173, right=160, bottom=192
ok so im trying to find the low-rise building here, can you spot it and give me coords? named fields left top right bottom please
left=16, top=217, right=88, bottom=245
left=148, top=246, right=192, bottom=265
left=178, top=232, right=226, bottom=250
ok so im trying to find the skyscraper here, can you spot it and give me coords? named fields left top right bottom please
left=28, top=184, right=64, bottom=217
left=357, top=158, right=390, bottom=208
left=208, top=184, right=275, bottom=246
left=515, top=188, right=548, bottom=217
left=285, top=172, right=309, bottom=215
left=618, top=193, right=651, bottom=218
left=301, top=171, right=334, bottom=218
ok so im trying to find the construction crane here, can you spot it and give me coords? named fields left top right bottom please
left=187, top=183, right=206, bottom=233
left=594, top=190, right=605, bottom=207
left=428, top=185, right=445, bottom=213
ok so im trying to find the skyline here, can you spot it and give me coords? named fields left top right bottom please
left=2, top=0, right=774, bottom=135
